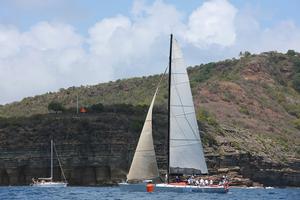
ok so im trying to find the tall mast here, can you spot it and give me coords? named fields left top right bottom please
left=51, top=140, right=53, bottom=180
left=167, top=34, right=173, bottom=183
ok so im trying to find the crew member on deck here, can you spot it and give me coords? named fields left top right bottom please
left=165, top=174, right=168, bottom=183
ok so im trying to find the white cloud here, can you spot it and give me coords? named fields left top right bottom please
left=0, top=22, right=113, bottom=104
left=88, top=15, right=132, bottom=56
left=23, top=22, right=83, bottom=51
left=233, top=9, right=300, bottom=54
left=259, top=21, right=300, bottom=52
left=131, top=0, right=147, bottom=17
left=185, top=0, right=237, bottom=47
left=1, top=0, right=300, bottom=104
left=87, top=0, right=184, bottom=77
left=0, top=25, right=21, bottom=58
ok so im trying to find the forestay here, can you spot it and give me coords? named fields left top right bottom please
left=127, top=90, right=159, bottom=182
left=169, top=38, right=208, bottom=175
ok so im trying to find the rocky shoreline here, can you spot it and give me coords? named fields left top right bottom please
left=0, top=113, right=299, bottom=187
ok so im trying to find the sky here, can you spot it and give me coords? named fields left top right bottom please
left=0, top=0, right=300, bottom=105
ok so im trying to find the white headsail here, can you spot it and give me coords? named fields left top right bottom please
left=169, top=38, right=208, bottom=175
left=127, top=90, right=159, bottom=182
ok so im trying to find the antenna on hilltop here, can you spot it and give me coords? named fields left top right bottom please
left=76, top=94, right=79, bottom=114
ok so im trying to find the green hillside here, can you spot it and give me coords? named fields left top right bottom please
left=1, top=50, right=300, bottom=164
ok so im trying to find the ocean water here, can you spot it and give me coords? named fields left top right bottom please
left=0, top=186, right=299, bottom=200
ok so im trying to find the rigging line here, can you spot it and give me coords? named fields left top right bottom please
left=134, top=155, right=157, bottom=158
left=170, top=108, right=190, bottom=144
left=169, top=110, right=198, bottom=169
left=172, top=57, right=184, bottom=61
left=171, top=81, right=190, bottom=86
left=173, top=80, right=200, bottom=140
left=134, top=64, right=167, bottom=149
left=171, top=72, right=186, bottom=75
left=171, top=105, right=193, bottom=107
left=171, top=100, right=207, bottom=172
left=143, top=64, right=168, bottom=108
left=53, top=142, right=67, bottom=183
left=173, top=111, right=195, bottom=117
left=155, top=65, right=168, bottom=93
left=135, top=149, right=156, bottom=152
left=171, top=87, right=198, bottom=141
left=169, top=76, right=195, bottom=144
left=170, top=143, right=201, bottom=148
left=170, top=138, right=202, bottom=141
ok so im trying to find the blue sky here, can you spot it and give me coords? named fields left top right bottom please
left=0, top=0, right=300, bottom=104
left=1, top=0, right=300, bottom=33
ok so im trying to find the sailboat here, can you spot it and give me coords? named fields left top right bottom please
left=119, top=34, right=228, bottom=193
left=31, top=140, right=68, bottom=187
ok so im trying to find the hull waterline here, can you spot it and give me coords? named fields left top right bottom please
left=32, top=182, right=68, bottom=187
left=119, top=183, right=228, bottom=193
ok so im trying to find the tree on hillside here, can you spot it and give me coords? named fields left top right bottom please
left=239, top=51, right=251, bottom=57
left=287, top=49, right=296, bottom=56
left=90, top=103, right=104, bottom=112
left=48, top=101, right=65, bottom=113
left=292, top=73, right=300, bottom=93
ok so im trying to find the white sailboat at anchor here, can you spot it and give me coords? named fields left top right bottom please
left=119, top=34, right=228, bottom=193
left=31, top=140, right=68, bottom=187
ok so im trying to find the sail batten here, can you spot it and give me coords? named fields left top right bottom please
left=169, top=38, right=208, bottom=175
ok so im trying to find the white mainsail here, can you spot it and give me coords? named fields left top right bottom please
left=169, top=38, right=208, bottom=174
left=127, top=90, right=159, bottom=182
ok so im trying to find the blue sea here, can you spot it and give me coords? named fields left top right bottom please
left=0, top=187, right=299, bottom=200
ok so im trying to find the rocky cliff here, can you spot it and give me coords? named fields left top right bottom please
left=0, top=111, right=299, bottom=186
